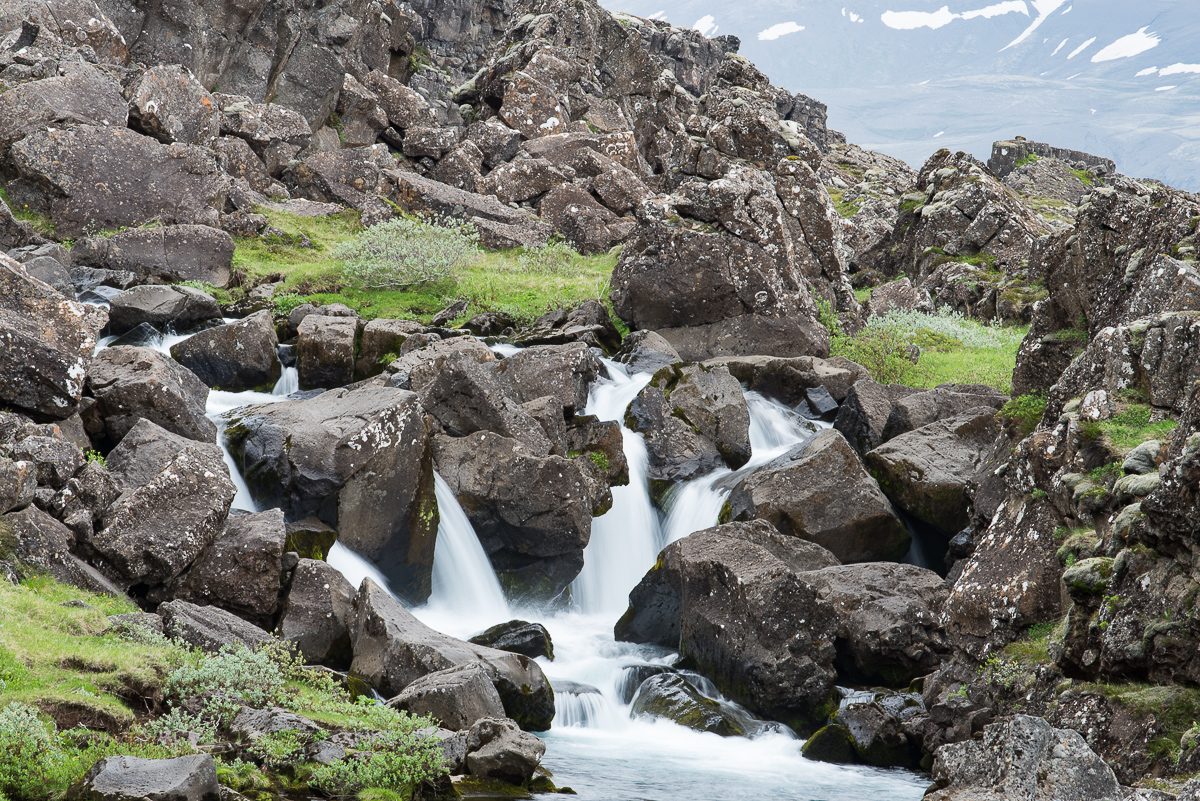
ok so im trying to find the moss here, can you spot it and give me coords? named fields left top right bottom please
left=1015, top=152, right=1041, bottom=168
left=999, top=393, right=1047, bottom=438
left=587, top=451, right=609, bottom=473
left=1070, top=167, right=1097, bottom=187
left=800, top=724, right=857, bottom=764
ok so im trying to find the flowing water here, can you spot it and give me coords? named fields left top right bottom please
left=92, top=312, right=926, bottom=800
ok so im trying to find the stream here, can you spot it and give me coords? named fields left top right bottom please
left=90, top=313, right=928, bottom=800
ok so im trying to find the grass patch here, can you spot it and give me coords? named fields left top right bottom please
left=1097, top=404, right=1177, bottom=453
left=234, top=207, right=618, bottom=328
left=999, top=393, right=1047, bottom=438
left=0, top=185, right=57, bottom=239
left=827, top=188, right=862, bottom=218
left=1015, top=152, right=1041, bottom=169
left=1070, top=168, right=1098, bottom=187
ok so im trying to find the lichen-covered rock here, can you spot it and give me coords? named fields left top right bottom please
left=277, top=558, right=356, bottom=668
left=629, top=673, right=749, bottom=737
left=0, top=254, right=106, bottom=419
left=71, top=754, right=220, bottom=801
left=389, top=663, right=506, bottom=731
left=297, top=314, right=360, bottom=389
left=88, top=346, right=216, bottom=444
left=0, top=65, right=128, bottom=157
left=159, top=599, right=277, bottom=654
left=464, top=717, right=546, bottom=784
left=103, top=418, right=224, bottom=493
left=71, top=225, right=236, bottom=288
left=127, top=64, right=220, bottom=147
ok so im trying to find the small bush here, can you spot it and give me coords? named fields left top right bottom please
left=510, top=240, right=584, bottom=275
left=84, top=450, right=107, bottom=468
left=334, top=217, right=480, bottom=290
left=310, top=729, right=445, bottom=798
left=133, top=708, right=216, bottom=747
left=165, top=644, right=288, bottom=723
left=832, top=323, right=927, bottom=385
left=1000, top=393, right=1047, bottom=438
left=0, top=703, right=60, bottom=801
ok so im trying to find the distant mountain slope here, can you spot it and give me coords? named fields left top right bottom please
left=600, top=0, right=1200, bottom=189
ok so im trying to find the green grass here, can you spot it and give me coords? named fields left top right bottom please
left=1070, top=167, right=1098, bottom=187
left=853, top=286, right=872, bottom=303
left=826, top=188, right=862, bottom=218
left=232, top=207, right=619, bottom=327
left=999, top=392, right=1048, bottom=437
left=1015, top=153, right=1041, bottom=169
left=0, top=185, right=56, bottom=239
left=1097, top=403, right=1177, bottom=453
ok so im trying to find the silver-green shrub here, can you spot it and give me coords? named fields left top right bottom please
left=334, top=216, right=480, bottom=289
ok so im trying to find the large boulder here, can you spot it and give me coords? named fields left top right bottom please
left=0, top=65, right=128, bottom=157
left=468, top=620, right=554, bottom=661
left=127, top=64, right=220, bottom=147
left=71, top=225, right=235, bottom=288
left=625, top=363, right=751, bottom=491
left=865, top=407, right=1001, bottom=535
left=7, top=125, right=229, bottom=238
left=170, top=311, right=280, bottom=391
left=297, top=314, right=359, bottom=389
left=629, top=673, right=752, bottom=737
left=927, top=715, right=1122, bottom=801
left=464, top=717, right=546, bottom=784
left=388, top=663, right=507, bottom=731
left=159, top=600, right=277, bottom=654
left=224, top=387, right=438, bottom=602
left=276, top=558, right=356, bottom=668
left=107, top=285, right=221, bottom=335
left=0, top=457, right=36, bottom=514
left=384, top=171, right=552, bottom=249
left=3, top=505, right=121, bottom=595
left=88, top=347, right=216, bottom=444
left=616, top=520, right=841, bottom=734
left=71, top=754, right=220, bottom=801
left=350, top=578, right=554, bottom=731
left=881, top=385, right=1008, bottom=441
left=165, top=509, right=287, bottom=628
left=0, top=254, right=106, bottom=419
left=726, top=429, right=911, bottom=564
left=833, top=380, right=921, bottom=454
left=103, top=418, right=225, bottom=493
left=489, top=343, right=602, bottom=416
left=91, top=448, right=235, bottom=587
left=432, top=432, right=593, bottom=603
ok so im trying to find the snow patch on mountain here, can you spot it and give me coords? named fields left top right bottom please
left=1067, top=36, right=1095, bottom=58
left=1002, top=0, right=1068, bottom=50
left=1159, top=63, right=1200, bottom=76
left=882, top=2, right=1027, bottom=31
left=758, top=22, right=805, bottom=40
left=1091, top=27, right=1160, bottom=62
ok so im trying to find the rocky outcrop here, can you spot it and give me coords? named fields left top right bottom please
left=107, top=285, right=221, bottom=335
left=88, top=347, right=216, bottom=445
left=988, top=139, right=1115, bottom=179
left=72, top=225, right=235, bottom=288
left=226, top=387, right=437, bottom=601
left=170, top=311, right=280, bottom=391
left=725, top=429, right=911, bottom=564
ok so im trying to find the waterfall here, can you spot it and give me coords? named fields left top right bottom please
left=327, top=541, right=394, bottom=594
left=427, top=473, right=510, bottom=619
left=570, top=361, right=660, bottom=616
left=205, top=388, right=286, bottom=513
left=272, top=366, right=299, bottom=396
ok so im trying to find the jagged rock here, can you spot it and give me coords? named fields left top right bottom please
left=478, top=158, right=572, bottom=204
left=389, top=663, right=507, bottom=731
left=834, top=691, right=927, bottom=769
left=706, top=354, right=859, bottom=405
left=284, top=146, right=394, bottom=220
left=107, top=285, right=222, bottom=335
left=166, top=509, right=287, bottom=627
left=71, top=754, right=220, bottom=801
left=629, top=673, right=748, bottom=737
left=403, top=126, right=460, bottom=159
left=355, top=318, right=428, bottom=379
left=8, top=125, right=228, bottom=238
left=3, top=505, right=120, bottom=594
left=16, top=255, right=74, bottom=295
left=334, top=73, right=388, bottom=147
left=127, top=64, right=220, bottom=147
left=0, top=64, right=128, bottom=157
left=214, top=95, right=312, bottom=162
left=350, top=578, right=555, bottom=730
left=224, top=386, right=438, bottom=601
left=490, top=343, right=601, bottom=415
left=384, top=337, right=496, bottom=392
left=170, top=311, right=280, bottom=392
left=0, top=254, right=106, bottom=419
left=615, top=330, right=681, bottom=375
left=0, top=457, right=36, bottom=513
left=725, top=429, right=912, bottom=564
left=616, top=520, right=841, bottom=734
left=865, top=407, right=1000, bottom=535
left=103, top=418, right=225, bottom=493
left=464, top=717, right=546, bottom=784
left=49, top=461, right=120, bottom=537
left=159, top=600, right=276, bottom=654
left=626, top=363, right=751, bottom=489
left=384, top=170, right=552, bottom=248
left=537, top=183, right=628, bottom=254
left=229, top=706, right=322, bottom=740
left=297, top=314, right=360, bottom=389
left=881, top=385, right=1008, bottom=441
left=988, top=139, right=1115, bottom=179
left=362, top=71, right=436, bottom=130
left=10, top=435, right=84, bottom=489
left=0, top=0, right=128, bottom=64
left=88, top=347, right=216, bottom=444
left=277, top=558, right=356, bottom=668
left=429, top=141, right=485, bottom=192
left=866, top=278, right=922, bottom=317
left=466, top=118, right=523, bottom=169
left=0, top=195, right=47, bottom=251
left=213, top=136, right=274, bottom=195
left=511, top=300, right=622, bottom=352
left=91, top=447, right=235, bottom=587
left=433, top=432, right=592, bottom=603
left=71, top=225, right=236, bottom=288
left=834, top=380, right=922, bottom=454
left=927, top=714, right=1122, bottom=801
left=418, top=353, right=552, bottom=452
left=468, top=621, right=554, bottom=661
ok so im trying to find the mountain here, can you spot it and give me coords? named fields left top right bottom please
left=599, top=0, right=1200, bottom=189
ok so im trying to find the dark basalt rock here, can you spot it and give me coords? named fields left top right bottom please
left=629, top=673, right=747, bottom=737
left=469, top=620, right=554, bottom=661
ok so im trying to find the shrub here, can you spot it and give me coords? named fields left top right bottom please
left=133, top=708, right=216, bottom=747
left=0, top=703, right=60, bottom=801
left=165, top=644, right=288, bottom=723
left=831, top=323, right=927, bottom=385
left=310, top=729, right=445, bottom=798
left=999, top=393, right=1047, bottom=438
left=511, top=240, right=584, bottom=275
left=84, top=449, right=107, bottom=468
left=334, top=217, right=480, bottom=290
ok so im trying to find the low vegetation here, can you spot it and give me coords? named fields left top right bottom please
left=999, top=393, right=1048, bottom=438
left=0, top=576, right=442, bottom=801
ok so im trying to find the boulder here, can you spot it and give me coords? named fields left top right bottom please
left=490, top=343, right=602, bottom=415
left=477, top=158, right=572, bottom=205
left=429, top=141, right=485, bottom=192
left=159, top=599, right=277, bottom=654
left=214, top=96, right=312, bottom=166
left=3, top=505, right=121, bottom=595
left=833, top=380, right=921, bottom=454
left=213, top=137, right=274, bottom=195
left=537, top=183, right=626, bottom=254
left=615, top=330, right=681, bottom=375
left=834, top=691, right=927, bottom=768
left=276, top=558, right=356, bottom=668
left=18, top=255, right=75, bottom=295
left=354, top=318, right=428, bottom=379
left=170, top=311, right=280, bottom=391
left=0, top=254, right=106, bottom=419
left=709, top=354, right=860, bottom=405
left=70, top=225, right=236, bottom=288
left=127, top=65, right=220, bottom=147
left=71, top=754, right=220, bottom=801
left=881, top=386, right=1008, bottom=441
left=403, top=126, right=460, bottom=159
left=229, top=706, right=322, bottom=740
left=88, top=347, right=216, bottom=444
left=103, top=418, right=224, bottom=493
left=107, top=285, right=221, bottom=335
left=0, top=65, right=128, bottom=157
left=865, top=407, right=1000, bottom=535
left=433, top=432, right=592, bottom=602
left=0, top=457, right=36, bottom=513
left=224, top=387, right=438, bottom=601
left=362, top=71, right=436, bottom=130
left=334, top=74, right=388, bottom=148
left=10, top=435, right=84, bottom=489
left=350, top=578, right=555, bottom=730
left=468, top=620, right=554, bottom=661
left=418, top=355, right=552, bottom=453
left=8, top=125, right=228, bottom=238
left=726, top=429, right=911, bottom=564
left=927, top=715, right=1122, bottom=801
left=616, top=520, right=841, bottom=734
left=383, top=171, right=552, bottom=249
left=865, top=278, right=922, bottom=317
left=388, top=663, right=507, bottom=731
left=629, top=673, right=749, bottom=737
left=464, top=717, right=546, bottom=784
left=91, top=448, right=235, bottom=587
left=297, top=314, right=360, bottom=389
left=166, top=509, right=287, bottom=628
left=466, top=118, right=523, bottom=168
left=801, top=724, right=857, bottom=764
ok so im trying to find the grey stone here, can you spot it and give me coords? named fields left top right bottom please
left=107, top=285, right=221, bottom=335
left=464, top=717, right=546, bottom=784
left=88, top=347, right=216, bottom=444
left=72, top=754, right=220, bottom=801
left=277, top=558, right=356, bottom=668
left=170, top=311, right=280, bottom=391
left=159, top=600, right=277, bottom=654
left=71, top=225, right=235, bottom=288
left=389, top=663, right=507, bottom=731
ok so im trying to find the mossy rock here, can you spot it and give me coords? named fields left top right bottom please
left=452, top=776, right=532, bottom=799
left=1062, top=557, right=1114, bottom=595
left=801, top=724, right=858, bottom=764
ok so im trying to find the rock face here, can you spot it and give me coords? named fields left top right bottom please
left=725, top=430, right=911, bottom=564
left=107, top=285, right=222, bottom=335
left=103, top=418, right=224, bottom=493
left=277, top=558, right=356, bottom=668
left=8, top=125, right=228, bottom=238
left=70, top=225, right=235, bottom=288
left=865, top=407, right=1001, bottom=536
left=159, top=600, right=276, bottom=653
left=88, top=347, right=216, bottom=445
left=170, top=311, right=280, bottom=391
left=225, top=387, right=438, bottom=602
left=432, top=432, right=592, bottom=602
left=0, top=254, right=107, bottom=419
left=73, top=754, right=220, bottom=801
left=350, top=579, right=554, bottom=731
left=927, top=715, right=1122, bottom=801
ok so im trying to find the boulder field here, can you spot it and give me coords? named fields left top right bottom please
left=2, top=0, right=1200, bottom=797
